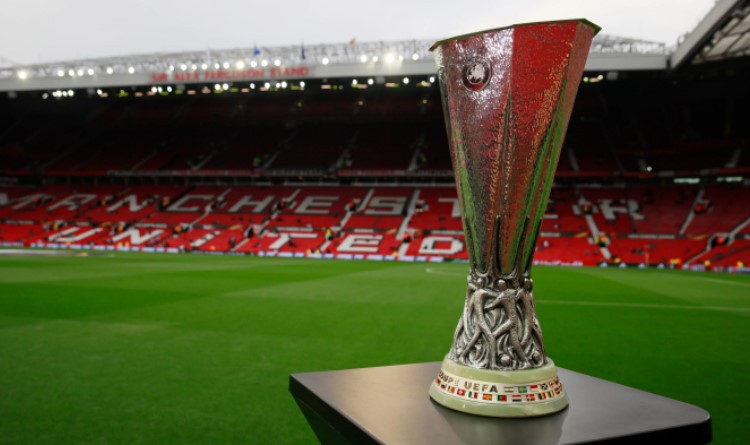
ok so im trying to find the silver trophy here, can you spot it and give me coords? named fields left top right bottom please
left=428, top=19, right=600, bottom=417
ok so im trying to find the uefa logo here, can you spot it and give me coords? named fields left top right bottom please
left=462, top=57, right=492, bottom=91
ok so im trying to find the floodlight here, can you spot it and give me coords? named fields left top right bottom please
left=384, top=53, right=395, bottom=64
left=322, top=57, right=329, bottom=65
left=367, top=78, right=374, bottom=85
left=360, top=55, right=368, bottom=63
left=223, top=62, right=230, bottom=69
left=106, top=67, right=114, bottom=74
left=17, top=71, right=28, bottom=80
left=429, top=76, right=435, bottom=83
left=299, top=81, right=305, bottom=87
left=222, top=83, right=229, bottom=90
left=57, top=70, right=65, bottom=77
left=412, top=53, right=419, bottom=60
left=87, top=68, right=94, bottom=75
left=201, top=63, right=208, bottom=70
left=236, top=61, right=245, bottom=69
left=128, top=67, right=135, bottom=74
left=352, top=79, right=358, bottom=85
left=261, top=60, right=269, bottom=67
left=274, top=59, right=281, bottom=66
left=250, top=61, right=257, bottom=68
left=403, top=77, right=409, bottom=84
left=281, top=81, right=288, bottom=88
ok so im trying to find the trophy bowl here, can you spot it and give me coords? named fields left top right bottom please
left=428, top=19, right=600, bottom=417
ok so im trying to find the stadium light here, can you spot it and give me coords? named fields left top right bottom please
left=264, top=82, right=270, bottom=88
left=367, top=78, right=374, bottom=85
left=352, top=79, right=358, bottom=85
left=151, top=86, right=158, bottom=93
left=429, top=76, right=435, bottom=83
left=275, top=82, right=281, bottom=88
left=222, top=62, right=230, bottom=69
left=214, top=84, right=221, bottom=91
left=77, top=69, right=84, bottom=76
left=128, top=67, right=135, bottom=74
left=68, top=90, right=74, bottom=96
left=384, top=53, right=395, bottom=64
left=403, top=77, right=410, bottom=84
left=201, top=63, right=208, bottom=70
left=250, top=61, right=257, bottom=68
left=68, top=69, right=75, bottom=76
left=167, top=86, right=173, bottom=92
left=191, top=64, right=197, bottom=70
left=169, top=65, right=175, bottom=71
left=299, top=81, right=305, bottom=88
left=412, top=53, right=419, bottom=61
left=261, top=60, right=269, bottom=67
left=250, top=83, right=256, bottom=89
left=57, top=70, right=65, bottom=77
left=222, top=83, right=229, bottom=90
left=17, top=70, right=28, bottom=80
left=360, top=55, right=368, bottom=63
left=42, top=93, right=48, bottom=99
left=87, top=68, right=94, bottom=75
left=322, top=57, right=329, bottom=65
left=214, top=63, right=220, bottom=69
left=274, top=59, right=281, bottom=66
left=281, top=81, right=287, bottom=88
left=372, top=56, right=378, bottom=63
left=106, top=67, right=113, bottom=75
left=236, top=61, right=245, bottom=69
left=398, top=55, right=404, bottom=61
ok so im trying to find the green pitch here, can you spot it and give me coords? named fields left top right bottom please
left=1, top=252, right=748, bottom=444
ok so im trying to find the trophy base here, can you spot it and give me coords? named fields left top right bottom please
left=429, top=357, right=568, bottom=417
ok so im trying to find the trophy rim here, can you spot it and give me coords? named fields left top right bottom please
left=429, top=18, right=601, bottom=52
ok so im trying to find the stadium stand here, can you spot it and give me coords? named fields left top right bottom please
left=1, top=53, right=749, bottom=271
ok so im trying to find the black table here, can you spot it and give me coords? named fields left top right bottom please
left=290, top=362, right=711, bottom=445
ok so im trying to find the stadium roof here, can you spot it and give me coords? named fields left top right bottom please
left=0, top=33, right=666, bottom=93
left=6, top=0, right=750, bottom=96
left=671, top=0, right=750, bottom=68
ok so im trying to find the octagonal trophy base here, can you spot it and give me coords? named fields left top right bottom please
left=429, top=357, right=568, bottom=417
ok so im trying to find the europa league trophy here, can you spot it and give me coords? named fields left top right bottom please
left=428, top=19, right=600, bottom=417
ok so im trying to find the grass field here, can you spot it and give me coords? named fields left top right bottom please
left=0, top=251, right=748, bottom=444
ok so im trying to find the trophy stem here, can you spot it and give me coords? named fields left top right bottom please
left=450, top=274, right=546, bottom=369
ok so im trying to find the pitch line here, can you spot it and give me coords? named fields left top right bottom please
left=425, top=268, right=750, bottom=312
left=699, top=277, right=750, bottom=288
left=538, top=300, right=750, bottom=312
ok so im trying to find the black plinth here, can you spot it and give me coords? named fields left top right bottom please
left=290, top=362, right=711, bottom=445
